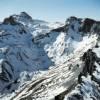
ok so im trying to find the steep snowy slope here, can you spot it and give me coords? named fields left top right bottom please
left=0, top=12, right=60, bottom=94
left=0, top=13, right=100, bottom=100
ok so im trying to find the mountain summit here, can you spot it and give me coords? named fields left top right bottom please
left=0, top=12, right=100, bottom=100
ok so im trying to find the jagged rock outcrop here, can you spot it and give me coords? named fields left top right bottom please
left=93, top=22, right=100, bottom=34
left=0, top=60, right=14, bottom=82
left=80, top=49, right=97, bottom=75
left=52, top=16, right=79, bottom=33
left=20, top=12, right=32, bottom=20
left=64, top=45, right=100, bottom=100
left=54, top=48, right=100, bottom=100
left=3, top=16, right=17, bottom=25
left=80, top=18, right=96, bottom=33
left=52, top=26, right=66, bottom=32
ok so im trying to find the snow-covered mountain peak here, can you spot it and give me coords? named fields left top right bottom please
left=66, top=16, right=79, bottom=24
left=2, top=12, right=32, bottom=24
left=0, top=13, right=100, bottom=100
left=19, top=12, right=32, bottom=20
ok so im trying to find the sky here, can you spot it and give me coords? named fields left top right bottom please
left=0, top=0, right=100, bottom=22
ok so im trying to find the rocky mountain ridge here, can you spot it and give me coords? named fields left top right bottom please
left=0, top=12, right=100, bottom=100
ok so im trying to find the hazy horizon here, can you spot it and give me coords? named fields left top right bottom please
left=0, top=0, right=100, bottom=22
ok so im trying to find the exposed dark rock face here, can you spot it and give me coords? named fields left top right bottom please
left=78, top=49, right=99, bottom=83
left=68, top=94, right=83, bottom=100
left=52, top=16, right=79, bottom=33
left=0, top=60, right=14, bottom=82
left=33, top=32, right=50, bottom=43
left=52, top=17, right=100, bottom=36
left=66, top=16, right=78, bottom=23
left=81, top=49, right=97, bottom=75
left=52, top=26, right=66, bottom=32
left=3, top=16, right=17, bottom=25
left=79, top=18, right=96, bottom=33
left=66, top=48, right=100, bottom=100
left=20, top=12, right=32, bottom=20
left=93, top=22, right=100, bottom=34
